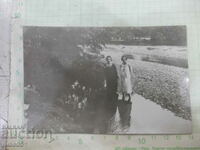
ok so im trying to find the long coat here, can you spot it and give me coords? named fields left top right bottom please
left=118, top=63, right=134, bottom=94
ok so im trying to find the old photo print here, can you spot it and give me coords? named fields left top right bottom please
left=23, top=26, right=191, bottom=134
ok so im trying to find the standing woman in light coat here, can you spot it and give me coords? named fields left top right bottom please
left=117, top=55, right=135, bottom=127
left=118, top=55, right=134, bottom=102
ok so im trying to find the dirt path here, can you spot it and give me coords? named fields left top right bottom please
left=113, top=94, right=192, bottom=134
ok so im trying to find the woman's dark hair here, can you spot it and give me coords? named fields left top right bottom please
left=121, top=55, right=127, bottom=61
left=106, top=55, right=112, bottom=61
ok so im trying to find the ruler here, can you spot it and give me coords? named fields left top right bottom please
left=20, top=133, right=200, bottom=150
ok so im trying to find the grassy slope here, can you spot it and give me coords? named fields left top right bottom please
left=130, top=60, right=190, bottom=120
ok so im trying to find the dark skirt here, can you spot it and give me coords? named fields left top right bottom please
left=105, top=90, right=118, bottom=119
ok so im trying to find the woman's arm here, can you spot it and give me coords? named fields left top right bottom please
left=128, top=64, right=135, bottom=94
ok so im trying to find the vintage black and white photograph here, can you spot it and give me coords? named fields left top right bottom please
left=23, top=26, right=191, bottom=134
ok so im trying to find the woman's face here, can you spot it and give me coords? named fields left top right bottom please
left=106, top=57, right=112, bottom=64
left=122, top=57, right=127, bottom=63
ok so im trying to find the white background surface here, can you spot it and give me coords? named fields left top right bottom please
left=4, top=0, right=200, bottom=149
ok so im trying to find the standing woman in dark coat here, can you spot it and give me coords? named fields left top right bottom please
left=104, top=56, right=118, bottom=131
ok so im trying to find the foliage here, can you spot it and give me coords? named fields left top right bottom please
left=69, top=56, right=105, bottom=89
left=150, top=26, right=187, bottom=46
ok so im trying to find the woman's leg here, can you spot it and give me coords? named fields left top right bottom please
left=127, top=93, right=132, bottom=126
left=127, top=93, right=131, bottom=103
left=123, top=93, right=131, bottom=102
left=122, top=92, right=125, bottom=101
